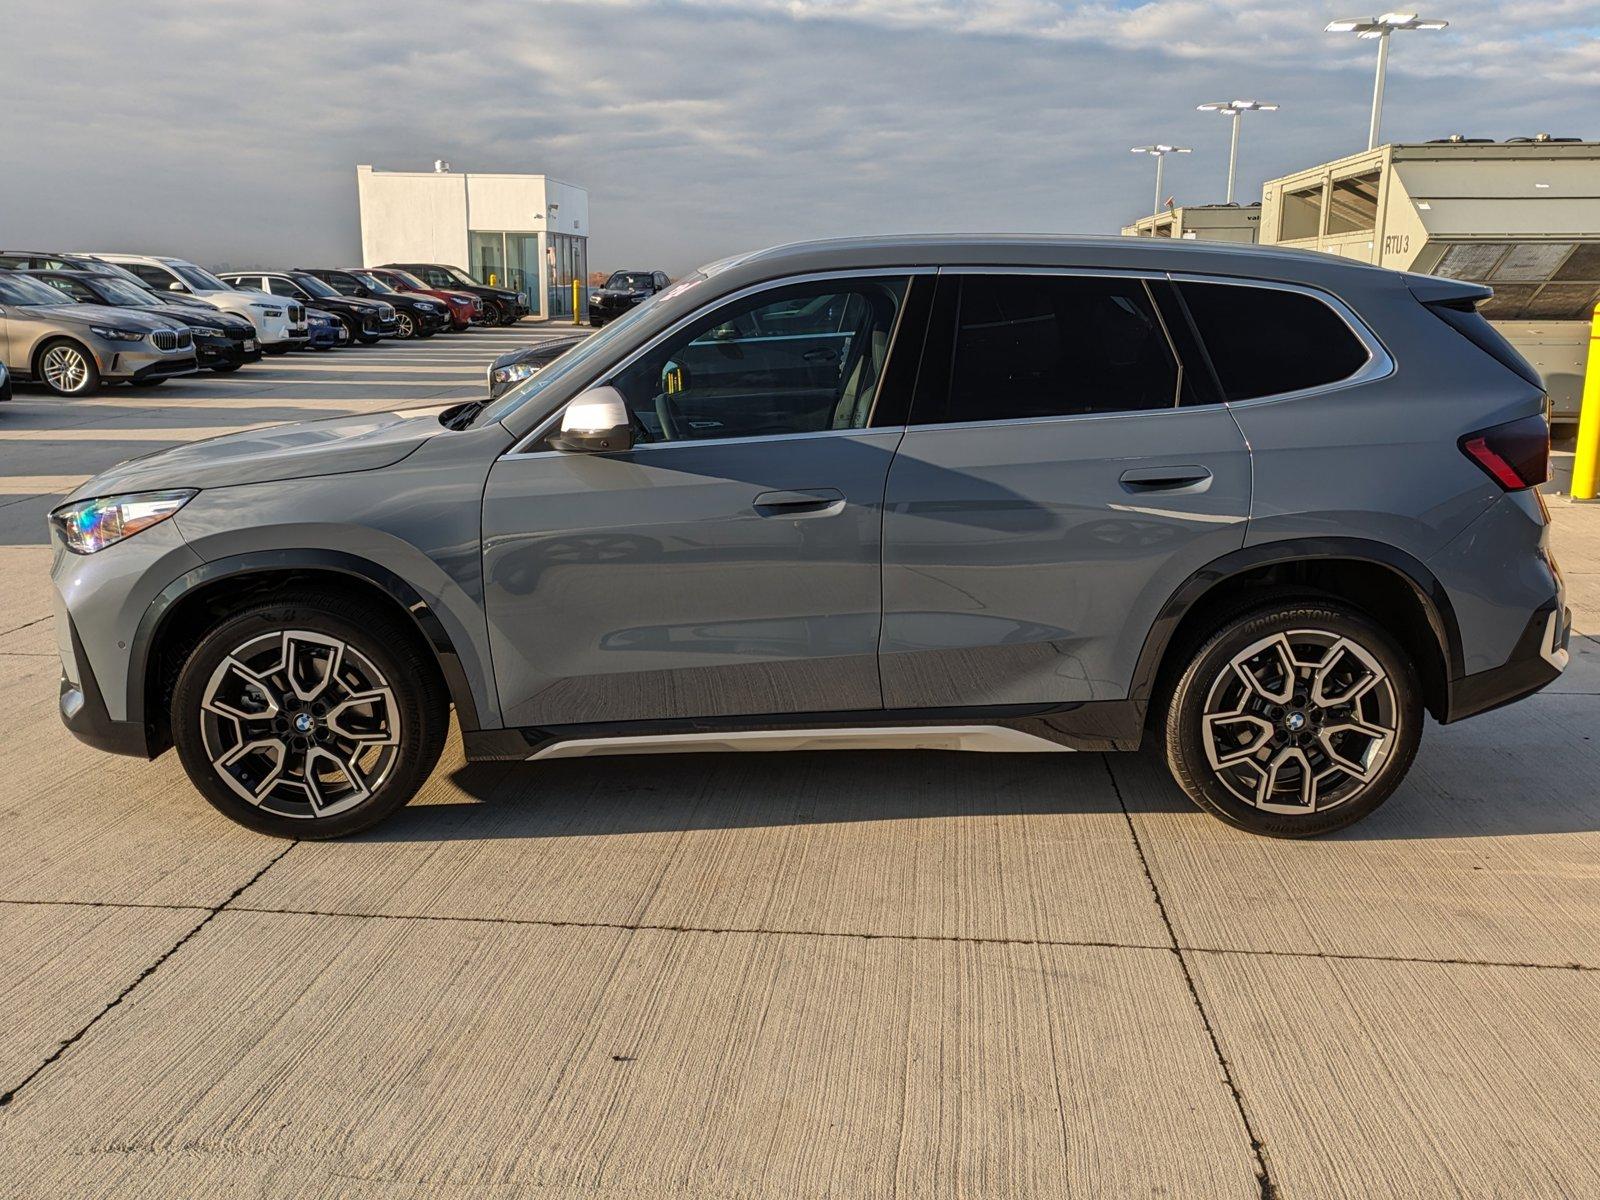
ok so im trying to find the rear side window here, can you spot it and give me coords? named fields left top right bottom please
left=1178, top=281, right=1370, bottom=401
left=915, top=274, right=1179, bottom=425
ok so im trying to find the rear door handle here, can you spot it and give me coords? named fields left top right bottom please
left=753, top=488, right=846, bottom=518
left=1118, top=465, right=1213, bottom=493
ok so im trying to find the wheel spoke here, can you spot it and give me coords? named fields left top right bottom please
left=1231, top=635, right=1296, bottom=704
left=1262, top=744, right=1316, bottom=810
left=1310, top=638, right=1385, bottom=710
left=1317, top=716, right=1393, bottom=781
left=281, top=631, right=345, bottom=702
left=1202, top=711, right=1275, bottom=769
left=202, top=657, right=281, bottom=723
left=304, top=745, right=369, bottom=815
left=214, top=737, right=288, bottom=803
left=325, top=687, right=399, bottom=746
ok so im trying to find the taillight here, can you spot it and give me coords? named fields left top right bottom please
left=1459, top=413, right=1550, bottom=491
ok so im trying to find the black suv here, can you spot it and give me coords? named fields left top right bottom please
left=216, top=271, right=401, bottom=344
left=588, top=270, right=670, bottom=326
left=25, top=269, right=263, bottom=373
left=297, top=268, right=453, bottom=338
left=382, top=263, right=526, bottom=325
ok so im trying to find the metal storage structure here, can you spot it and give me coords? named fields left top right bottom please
left=1122, top=203, right=1261, bottom=243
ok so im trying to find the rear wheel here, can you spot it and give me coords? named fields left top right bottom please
left=1164, top=600, right=1421, bottom=838
left=38, top=339, right=100, bottom=396
left=171, top=592, right=448, bottom=839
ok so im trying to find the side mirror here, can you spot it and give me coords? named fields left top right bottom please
left=168, top=281, right=188, bottom=293
left=550, top=386, right=633, bottom=453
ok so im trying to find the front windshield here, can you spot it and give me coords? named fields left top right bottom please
left=0, top=274, right=71, bottom=305
left=353, top=272, right=396, bottom=295
left=471, top=274, right=705, bottom=428
left=385, top=269, right=429, bottom=290
left=606, top=272, right=653, bottom=290
left=90, top=278, right=160, bottom=307
left=444, top=266, right=482, bottom=288
left=295, top=274, right=341, bottom=299
left=173, top=262, right=230, bottom=292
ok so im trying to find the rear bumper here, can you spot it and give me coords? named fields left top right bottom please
left=1444, top=601, right=1570, bottom=722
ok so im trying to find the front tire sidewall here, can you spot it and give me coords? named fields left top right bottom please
left=1166, top=602, right=1421, bottom=838
left=171, top=598, right=446, bottom=839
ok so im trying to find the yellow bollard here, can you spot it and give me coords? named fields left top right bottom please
left=572, top=279, right=582, bottom=326
left=1573, top=301, right=1600, bottom=500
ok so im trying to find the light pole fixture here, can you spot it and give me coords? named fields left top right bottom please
left=1324, top=13, right=1448, bottom=150
left=1197, top=100, right=1278, bottom=205
left=1130, top=145, right=1191, bottom=221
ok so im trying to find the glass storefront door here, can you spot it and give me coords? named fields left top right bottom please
left=469, top=230, right=586, bottom=319
left=469, top=232, right=506, bottom=290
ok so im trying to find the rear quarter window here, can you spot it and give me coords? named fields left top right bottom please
left=1178, top=280, right=1371, bottom=401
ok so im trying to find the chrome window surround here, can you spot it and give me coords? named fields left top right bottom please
left=509, top=264, right=1394, bottom=451
left=507, top=267, right=933, bottom=456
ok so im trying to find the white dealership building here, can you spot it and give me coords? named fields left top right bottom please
left=355, top=164, right=590, bottom=320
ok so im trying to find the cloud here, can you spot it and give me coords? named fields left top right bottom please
left=1, top=0, right=1595, bottom=274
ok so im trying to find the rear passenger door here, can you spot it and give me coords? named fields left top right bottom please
left=879, top=269, right=1252, bottom=709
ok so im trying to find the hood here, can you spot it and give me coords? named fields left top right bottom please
left=148, top=305, right=252, bottom=331
left=43, top=304, right=173, bottom=331
left=66, top=405, right=455, bottom=499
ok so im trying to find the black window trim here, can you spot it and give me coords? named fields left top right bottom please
left=508, top=267, right=937, bottom=457
left=1165, top=272, right=1394, bottom=407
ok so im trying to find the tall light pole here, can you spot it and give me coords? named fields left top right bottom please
left=1130, top=145, right=1191, bottom=221
left=1197, top=100, right=1278, bottom=205
left=1324, top=13, right=1448, bottom=150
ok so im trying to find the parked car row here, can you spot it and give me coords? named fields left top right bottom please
left=0, top=250, right=521, bottom=397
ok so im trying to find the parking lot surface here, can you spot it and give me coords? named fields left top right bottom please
left=2, top=333, right=1597, bottom=1198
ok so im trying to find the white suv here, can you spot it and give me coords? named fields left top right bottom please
left=81, top=254, right=307, bottom=352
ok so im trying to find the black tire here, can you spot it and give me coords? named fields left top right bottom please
left=127, top=377, right=167, bottom=388
left=210, top=362, right=243, bottom=374
left=171, top=591, right=449, bottom=839
left=1164, top=599, right=1421, bottom=838
left=395, top=311, right=417, bottom=339
left=36, top=338, right=101, bottom=396
left=478, top=299, right=502, bottom=326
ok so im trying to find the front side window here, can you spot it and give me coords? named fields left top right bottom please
left=601, top=277, right=908, bottom=445
left=1178, top=281, right=1370, bottom=401
left=41, top=277, right=97, bottom=302
left=172, top=262, right=229, bottom=292
left=266, top=277, right=305, bottom=299
left=914, top=274, right=1179, bottom=426
left=127, top=262, right=179, bottom=291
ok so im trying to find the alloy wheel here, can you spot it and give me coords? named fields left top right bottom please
left=1199, top=628, right=1398, bottom=815
left=198, top=629, right=401, bottom=819
left=397, top=312, right=415, bottom=338
left=42, top=345, right=91, bottom=393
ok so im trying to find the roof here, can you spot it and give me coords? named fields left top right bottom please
left=698, top=233, right=1396, bottom=290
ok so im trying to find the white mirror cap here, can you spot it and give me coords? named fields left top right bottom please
left=561, top=386, right=628, bottom=433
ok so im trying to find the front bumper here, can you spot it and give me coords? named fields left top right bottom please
left=1445, top=600, right=1570, bottom=722
left=59, top=615, right=151, bottom=758
left=99, top=347, right=200, bottom=383
left=195, top=336, right=262, bottom=368
left=414, top=307, right=451, bottom=334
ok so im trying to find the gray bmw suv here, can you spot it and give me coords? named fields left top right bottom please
left=49, top=236, right=1569, bottom=839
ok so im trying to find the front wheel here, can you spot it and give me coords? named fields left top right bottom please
left=171, top=592, right=448, bottom=839
left=38, top=339, right=101, bottom=396
left=477, top=299, right=502, bottom=326
left=1164, top=600, right=1421, bottom=838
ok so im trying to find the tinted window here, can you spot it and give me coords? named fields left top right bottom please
left=266, top=277, right=305, bottom=298
left=916, top=274, right=1179, bottom=425
left=1178, top=281, right=1370, bottom=401
left=323, top=272, right=362, bottom=295
left=41, top=277, right=96, bottom=302
left=604, top=278, right=907, bottom=444
left=127, top=262, right=178, bottom=290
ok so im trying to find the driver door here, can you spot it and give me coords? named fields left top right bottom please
left=480, top=274, right=924, bottom=729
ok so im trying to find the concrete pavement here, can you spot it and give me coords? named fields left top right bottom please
left=1, top=331, right=1596, bottom=1198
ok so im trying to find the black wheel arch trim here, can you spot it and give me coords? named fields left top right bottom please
left=127, top=549, right=485, bottom=737
left=1128, top=537, right=1465, bottom=707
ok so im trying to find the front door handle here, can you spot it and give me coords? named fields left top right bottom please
left=1119, top=465, right=1213, bottom=493
left=753, top=488, right=846, bottom=518
left=802, top=348, right=838, bottom=363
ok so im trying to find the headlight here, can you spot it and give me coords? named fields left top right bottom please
left=89, top=325, right=146, bottom=342
left=50, top=490, right=196, bottom=555
left=189, top=325, right=226, bottom=337
left=418, top=302, right=439, bottom=311
left=491, top=362, right=540, bottom=385
left=250, top=303, right=285, bottom=317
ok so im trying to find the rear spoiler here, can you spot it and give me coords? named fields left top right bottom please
left=1404, top=274, right=1493, bottom=310
left=1404, top=274, right=1543, bottom=390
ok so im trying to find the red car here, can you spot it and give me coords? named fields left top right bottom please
left=360, top=267, right=481, bottom=331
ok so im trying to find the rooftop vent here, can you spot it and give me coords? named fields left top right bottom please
left=1429, top=135, right=1494, bottom=143
left=1505, top=134, right=1582, bottom=143
left=433, top=159, right=451, bottom=173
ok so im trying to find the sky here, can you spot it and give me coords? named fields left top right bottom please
left=2, top=0, right=1597, bottom=276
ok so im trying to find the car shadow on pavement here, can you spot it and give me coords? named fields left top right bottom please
left=349, top=717, right=1600, bottom=845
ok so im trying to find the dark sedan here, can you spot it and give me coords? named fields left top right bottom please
left=296, top=268, right=457, bottom=336
left=216, top=271, right=405, bottom=343
left=382, top=263, right=525, bottom=325
left=26, top=269, right=262, bottom=373
left=485, top=333, right=587, bottom=399
left=588, top=270, right=670, bottom=326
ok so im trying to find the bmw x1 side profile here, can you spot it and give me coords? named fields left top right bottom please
left=50, top=236, right=1569, bottom=839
